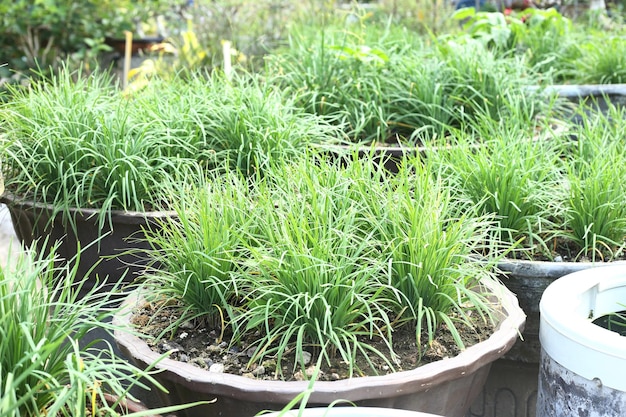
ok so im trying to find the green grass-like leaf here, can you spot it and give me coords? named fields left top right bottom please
left=0, top=244, right=187, bottom=417
left=431, top=120, right=565, bottom=258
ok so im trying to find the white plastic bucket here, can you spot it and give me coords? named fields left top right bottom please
left=537, top=264, right=626, bottom=416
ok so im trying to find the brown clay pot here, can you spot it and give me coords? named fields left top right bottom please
left=102, top=393, right=166, bottom=417
left=105, top=36, right=165, bottom=55
left=113, top=278, right=525, bottom=417
left=467, top=260, right=613, bottom=417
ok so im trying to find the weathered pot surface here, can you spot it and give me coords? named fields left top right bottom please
left=113, top=278, right=525, bottom=417
left=102, top=393, right=165, bottom=417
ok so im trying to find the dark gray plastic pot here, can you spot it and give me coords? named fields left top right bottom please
left=542, top=84, right=626, bottom=102
left=0, top=194, right=175, bottom=295
left=536, top=84, right=626, bottom=125
left=496, top=259, right=626, bottom=364
left=497, top=260, right=597, bottom=364
left=113, top=277, right=525, bottom=417
left=466, top=260, right=607, bottom=417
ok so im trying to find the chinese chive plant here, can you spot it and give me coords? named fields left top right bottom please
left=433, top=98, right=626, bottom=262
left=268, top=21, right=542, bottom=146
left=0, top=67, right=339, bottom=230
left=0, top=246, right=196, bottom=417
left=431, top=117, right=565, bottom=259
left=142, top=152, right=498, bottom=378
left=561, top=103, right=626, bottom=261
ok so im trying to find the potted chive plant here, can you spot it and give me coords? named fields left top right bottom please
left=0, top=244, right=200, bottom=417
left=266, top=22, right=544, bottom=171
left=431, top=115, right=566, bottom=363
left=113, top=153, right=525, bottom=417
left=0, top=66, right=339, bottom=294
left=454, top=7, right=626, bottom=123
left=431, top=104, right=626, bottom=415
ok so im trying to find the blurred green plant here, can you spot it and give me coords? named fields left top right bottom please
left=178, top=0, right=312, bottom=71
left=0, top=0, right=174, bottom=69
left=100, top=0, right=175, bottom=38
left=0, top=0, right=178, bottom=98
left=125, top=0, right=318, bottom=84
left=378, top=0, right=460, bottom=35
left=452, top=7, right=582, bottom=83
left=125, top=21, right=217, bottom=90
left=574, top=34, right=626, bottom=84
left=0, top=244, right=203, bottom=417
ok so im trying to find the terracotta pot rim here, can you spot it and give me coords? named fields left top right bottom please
left=113, top=277, right=525, bottom=402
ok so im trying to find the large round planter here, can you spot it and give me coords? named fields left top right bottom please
left=0, top=194, right=175, bottom=295
left=537, top=264, right=626, bottom=417
left=113, top=278, right=525, bottom=417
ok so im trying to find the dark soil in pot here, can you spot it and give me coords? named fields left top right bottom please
left=131, top=298, right=495, bottom=382
left=114, top=279, right=525, bottom=417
